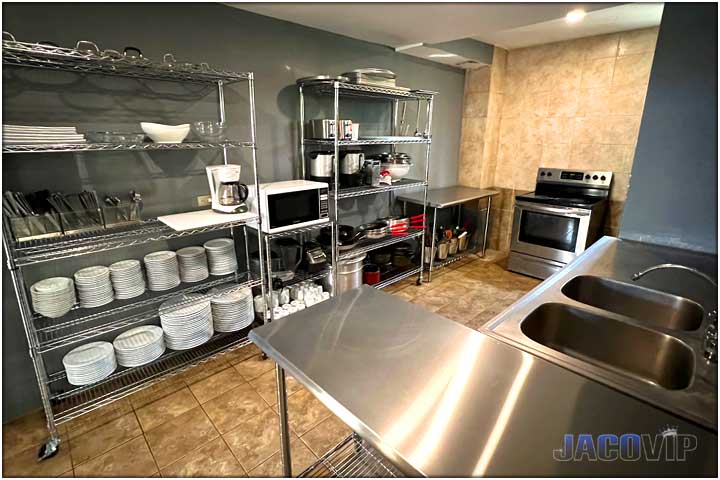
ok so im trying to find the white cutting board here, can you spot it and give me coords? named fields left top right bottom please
left=158, top=209, right=257, bottom=231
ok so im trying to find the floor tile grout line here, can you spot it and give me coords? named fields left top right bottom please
left=70, top=432, right=145, bottom=473
left=155, top=433, right=224, bottom=477
left=217, top=432, right=250, bottom=477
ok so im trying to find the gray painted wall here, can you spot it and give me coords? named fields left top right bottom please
left=620, top=4, right=718, bottom=253
left=2, top=3, right=465, bottom=421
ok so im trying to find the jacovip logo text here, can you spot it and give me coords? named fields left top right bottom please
left=553, top=428, right=697, bottom=462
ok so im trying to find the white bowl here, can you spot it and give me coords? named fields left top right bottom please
left=380, top=162, right=412, bottom=180
left=140, top=122, right=190, bottom=143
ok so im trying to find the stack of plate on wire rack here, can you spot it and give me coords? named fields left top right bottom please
left=112, top=326, right=166, bottom=367
left=74, top=266, right=115, bottom=308
left=63, top=341, right=117, bottom=386
left=30, top=277, right=76, bottom=318
left=203, top=238, right=238, bottom=276
left=176, top=246, right=210, bottom=283
left=159, top=293, right=213, bottom=350
left=109, top=260, right=146, bottom=300
left=208, top=285, right=254, bottom=332
left=144, top=251, right=181, bottom=291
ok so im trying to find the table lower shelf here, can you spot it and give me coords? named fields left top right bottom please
left=299, top=433, right=403, bottom=478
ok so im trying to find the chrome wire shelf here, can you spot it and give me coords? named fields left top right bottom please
left=2, top=140, right=254, bottom=154
left=266, top=221, right=330, bottom=240
left=272, top=268, right=332, bottom=288
left=335, top=179, right=427, bottom=199
left=34, top=272, right=260, bottom=352
left=48, top=331, right=254, bottom=424
left=304, top=137, right=430, bottom=147
left=11, top=216, right=258, bottom=266
left=374, top=266, right=422, bottom=290
left=425, top=251, right=474, bottom=272
left=299, top=433, right=402, bottom=478
left=338, top=231, right=423, bottom=261
left=3, top=40, right=251, bottom=84
left=303, top=81, right=436, bottom=100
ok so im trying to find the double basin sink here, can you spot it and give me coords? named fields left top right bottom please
left=487, top=237, right=717, bottom=430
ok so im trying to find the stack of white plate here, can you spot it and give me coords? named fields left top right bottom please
left=3, top=125, right=86, bottom=145
left=203, top=238, right=238, bottom=276
left=109, top=260, right=146, bottom=300
left=30, top=277, right=76, bottom=318
left=208, top=285, right=254, bottom=332
left=63, top=341, right=117, bottom=386
left=176, top=246, right=209, bottom=283
left=113, top=325, right=166, bottom=367
left=159, top=293, right=213, bottom=350
left=74, top=266, right=115, bottom=308
left=144, top=251, right=181, bottom=291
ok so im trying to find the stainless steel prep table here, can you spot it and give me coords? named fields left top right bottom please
left=397, top=186, right=498, bottom=281
left=249, top=286, right=717, bottom=477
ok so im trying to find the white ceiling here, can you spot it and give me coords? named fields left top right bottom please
left=231, top=3, right=664, bottom=50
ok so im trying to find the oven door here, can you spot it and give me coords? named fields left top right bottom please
left=511, top=201, right=592, bottom=264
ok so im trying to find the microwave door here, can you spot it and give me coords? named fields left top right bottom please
left=267, top=189, right=319, bottom=230
left=511, top=202, right=591, bottom=264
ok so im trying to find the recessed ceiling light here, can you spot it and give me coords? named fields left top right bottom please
left=429, top=53, right=457, bottom=58
left=565, top=9, right=586, bottom=23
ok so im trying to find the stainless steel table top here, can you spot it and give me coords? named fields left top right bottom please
left=397, top=185, right=498, bottom=208
left=249, top=285, right=717, bottom=477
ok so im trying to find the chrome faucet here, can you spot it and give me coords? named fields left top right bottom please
left=631, top=263, right=718, bottom=288
left=632, top=263, right=718, bottom=363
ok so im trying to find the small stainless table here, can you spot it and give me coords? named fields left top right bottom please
left=398, top=186, right=498, bottom=281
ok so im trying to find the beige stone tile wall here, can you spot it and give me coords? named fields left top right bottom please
left=459, top=28, right=659, bottom=251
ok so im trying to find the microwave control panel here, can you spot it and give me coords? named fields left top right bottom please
left=319, top=188, right=329, bottom=219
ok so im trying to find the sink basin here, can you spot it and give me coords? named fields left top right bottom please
left=520, top=303, right=695, bottom=390
left=562, top=275, right=705, bottom=331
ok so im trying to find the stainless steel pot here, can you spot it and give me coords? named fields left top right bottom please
left=449, top=238, right=459, bottom=255
left=458, top=234, right=469, bottom=251
left=437, top=241, right=449, bottom=260
left=424, top=246, right=437, bottom=264
left=337, top=252, right=366, bottom=293
left=308, top=151, right=334, bottom=178
left=340, top=152, right=365, bottom=175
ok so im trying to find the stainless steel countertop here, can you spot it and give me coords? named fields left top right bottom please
left=250, top=285, right=717, bottom=476
left=487, top=236, right=718, bottom=432
left=397, top=185, right=498, bottom=208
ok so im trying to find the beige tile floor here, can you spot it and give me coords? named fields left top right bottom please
left=2, top=252, right=538, bottom=477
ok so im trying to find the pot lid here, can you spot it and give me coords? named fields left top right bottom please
left=296, top=75, right=349, bottom=85
left=341, top=68, right=396, bottom=79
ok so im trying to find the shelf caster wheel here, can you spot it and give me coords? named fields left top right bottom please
left=416, top=278, right=422, bottom=286
left=38, top=437, right=60, bottom=461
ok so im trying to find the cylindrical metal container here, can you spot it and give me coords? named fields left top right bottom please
left=449, top=238, right=459, bottom=255
left=336, top=252, right=366, bottom=293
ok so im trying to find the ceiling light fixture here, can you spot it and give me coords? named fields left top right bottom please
left=428, top=53, right=458, bottom=58
left=565, top=9, right=586, bottom=24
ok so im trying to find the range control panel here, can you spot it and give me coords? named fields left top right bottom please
left=536, top=168, right=613, bottom=188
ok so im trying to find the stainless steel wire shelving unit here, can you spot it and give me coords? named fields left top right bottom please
left=298, top=80, right=436, bottom=291
left=299, top=433, right=403, bottom=478
left=2, top=37, right=266, bottom=460
left=259, top=221, right=334, bottom=324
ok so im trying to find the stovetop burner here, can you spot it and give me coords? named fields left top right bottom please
left=514, top=192, right=605, bottom=208
left=515, top=168, right=613, bottom=209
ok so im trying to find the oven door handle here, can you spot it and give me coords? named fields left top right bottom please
left=515, top=201, right=592, bottom=217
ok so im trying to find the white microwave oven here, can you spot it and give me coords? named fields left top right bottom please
left=247, top=180, right=330, bottom=234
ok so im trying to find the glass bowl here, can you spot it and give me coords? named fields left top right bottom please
left=192, top=121, right=226, bottom=141
left=85, top=132, right=146, bottom=144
